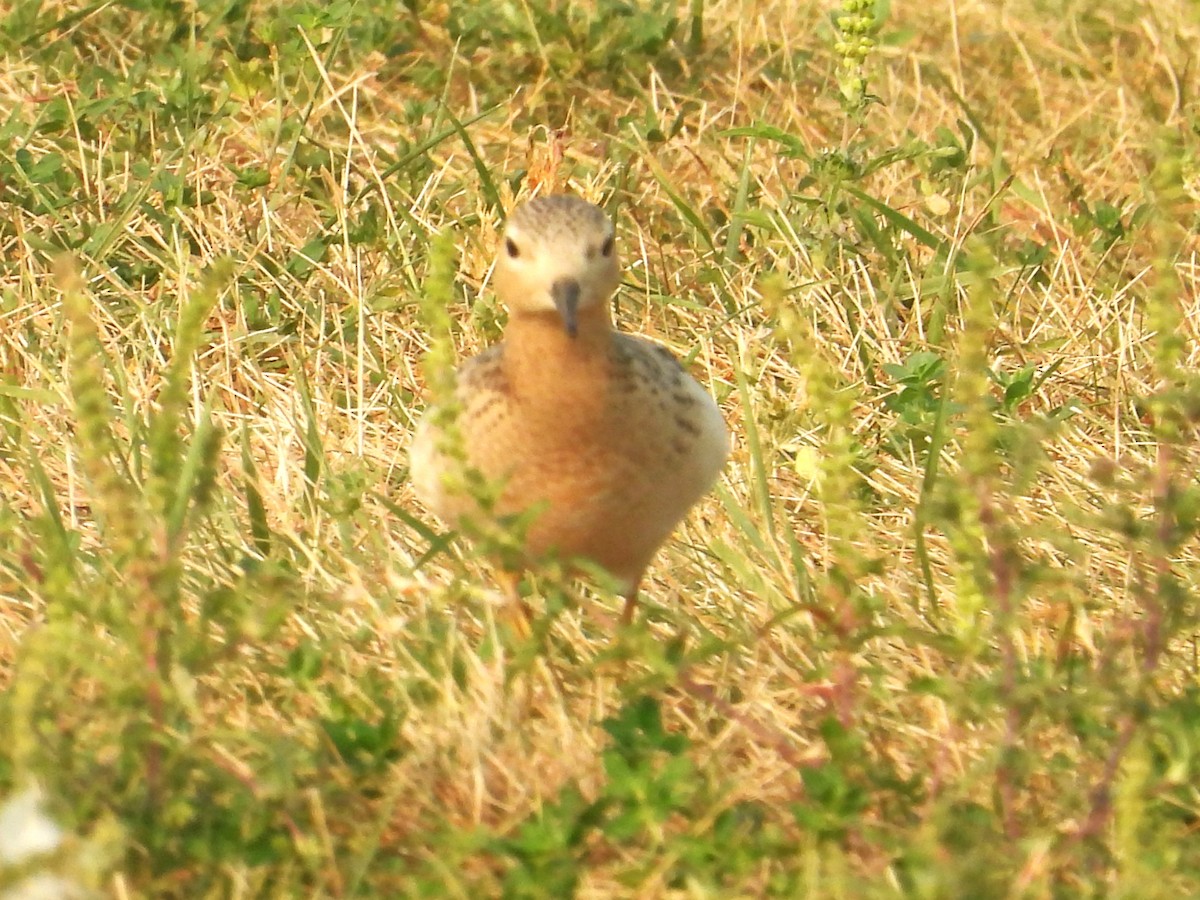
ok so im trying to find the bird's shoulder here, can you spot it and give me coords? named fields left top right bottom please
left=607, top=332, right=697, bottom=400
left=609, top=332, right=684, bottom=378
left=457, top=343, right=510, bottom=401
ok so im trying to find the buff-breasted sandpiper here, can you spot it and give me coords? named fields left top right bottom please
left=410, top=195, right=728, bottom=622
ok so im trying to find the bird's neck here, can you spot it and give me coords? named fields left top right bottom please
left=504, top=307, right=613, bottom=414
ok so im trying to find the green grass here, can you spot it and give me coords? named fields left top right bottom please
left=3, top=0, right=1200, bottom=895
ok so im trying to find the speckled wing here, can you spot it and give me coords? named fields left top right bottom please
left=604, top=333, right=728, bottom=524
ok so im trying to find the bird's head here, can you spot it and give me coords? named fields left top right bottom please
left=493, top=195, right=620, bottom=337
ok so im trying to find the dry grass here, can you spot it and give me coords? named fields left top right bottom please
left=3, top=0, right=1200, bottom=895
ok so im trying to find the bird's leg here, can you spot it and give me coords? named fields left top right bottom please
left=496, top=568, right=572, bottom=704
left=620, top=580, right=641, bottom=626
left=497, top=568, right=532, bottom=639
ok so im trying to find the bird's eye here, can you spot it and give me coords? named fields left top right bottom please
left=600, top=235, right=614, bottom=257
left=505, top=237, right=520, bottom=258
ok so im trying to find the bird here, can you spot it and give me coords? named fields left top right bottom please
left=409, top=194, right=728, bottom=624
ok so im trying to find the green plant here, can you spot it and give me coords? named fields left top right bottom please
left=4, top=0, right=1200, bottom=894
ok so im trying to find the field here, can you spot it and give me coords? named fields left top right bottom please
left=3, top=0, right=1200, bottom=895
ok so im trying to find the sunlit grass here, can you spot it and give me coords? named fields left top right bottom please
left=2, top=0, right=1200, bottom=894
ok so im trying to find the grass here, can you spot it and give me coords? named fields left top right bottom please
left=2, top=0, right=1200, bottom=895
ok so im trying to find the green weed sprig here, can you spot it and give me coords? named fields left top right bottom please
left=58, top=257, right=146, bottom=563
left=833, top=0, right=878, bottom=114
left=148, top=260, right=228, bottom=543
left=417, top=228, right=529, bottom=587
left=946, top=244, right=1003, bottom=638
left=762, top=272, right=874, bottom=656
